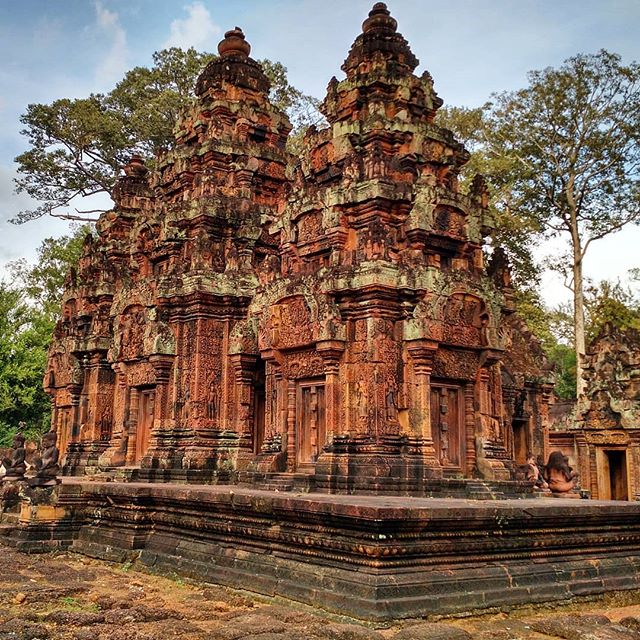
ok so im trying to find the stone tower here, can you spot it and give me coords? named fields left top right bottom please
left=45, top=4, right=552, bottom=493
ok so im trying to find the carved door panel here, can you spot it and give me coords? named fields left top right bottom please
left=58, top=409, right=71, bottom=458
left=296, top=383, right=326, bottom=469
left=135, top=389, right=155, bottom=463
left=430, top=384, right=464, bottom=470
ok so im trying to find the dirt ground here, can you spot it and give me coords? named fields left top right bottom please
left=3, top=546, right=640, bottom=639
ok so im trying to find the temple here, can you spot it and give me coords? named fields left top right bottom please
left=550, top=325, right=640, bottom=500
left=44, top=3, right=553, bottom=493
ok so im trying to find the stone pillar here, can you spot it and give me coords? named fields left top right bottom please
left=230, top=353, right=257, bottom=451
left=126, top=387, right=140, bottom=465
left=150, top=354, right=174, bottom=423
left=317, top=340, right=345, bottom=439
left=286, top=379, right=297, bottom=472
left=406, top=339, right=440, bottom=468
left=464, top=384, right=476, bottom=475
left=502, top=386, right=517, bottom=459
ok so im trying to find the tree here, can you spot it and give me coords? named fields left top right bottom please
left=435, top=106, right=543, bottom=291
left=484, top=50, right=640, bottom=394
left=0, top=284, right=53, bottom=445
left=584, top=279, right=640, bottom=344
left=0, top=228, right=89, bottom=446
left=9, top=225, right=93, bottom=321
left=14, top=48, right=321, bottom=224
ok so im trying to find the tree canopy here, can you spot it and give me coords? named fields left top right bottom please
left=13, top=48, right=321, bottom=224
left=439, top=50, right=640, bottom=395
left=0, top=227, right=88, bottom=446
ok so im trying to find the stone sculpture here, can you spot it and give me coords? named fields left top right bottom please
left=545, top=451, right=578, bottom=495
left=30, top=431, right=61, bottom=486
left=1, top=433, right=27, bottom=480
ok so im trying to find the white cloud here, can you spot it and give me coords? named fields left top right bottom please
left=94, top=1, right=128, bottom=87
left=164, top=2, right=221, bottom=50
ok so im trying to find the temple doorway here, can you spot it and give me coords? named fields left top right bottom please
left=135, top=388, right=155, bottom=464
left=296, top=381, right=326, bottom=470
left=600, top=449, right=629, bottom=500
left=512, top=418, right=529, bottom=464
left=430, top=383, right=465, bottom=471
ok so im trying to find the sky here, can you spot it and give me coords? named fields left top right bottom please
left=1, top=0, right=640, bottom=307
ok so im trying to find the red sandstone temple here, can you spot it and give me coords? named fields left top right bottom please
left=44, top=3, right=553, bottom=493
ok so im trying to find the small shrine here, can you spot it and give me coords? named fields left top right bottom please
left=549, top=325, right=640, bottom=500
left=44, top=3, right=553, bottom=494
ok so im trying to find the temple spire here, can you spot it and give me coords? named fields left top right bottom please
left=342, top=2, right=418, bottom=77
left=362, top=2, right=397, bottom=34
left=195, top=26, right=270, bottom=96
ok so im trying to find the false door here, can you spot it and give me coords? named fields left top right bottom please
left=135, top=388, right=155, bottom=464
left=296, top=382, right=326, bottom=469
left=430, top=384, right=465, bottom=471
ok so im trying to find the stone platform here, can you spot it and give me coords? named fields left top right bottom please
left=3, top=479, right=640, bottom=621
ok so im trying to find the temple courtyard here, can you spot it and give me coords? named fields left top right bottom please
left=4, top=544, right=640, bottom=640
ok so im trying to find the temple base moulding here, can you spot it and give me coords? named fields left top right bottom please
left=3, top=480, right=640, bottom=621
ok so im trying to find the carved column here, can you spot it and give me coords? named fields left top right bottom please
left=126, top=387, right=140, bottom=465
left=406, top=339, right=440, bottom=467
left=317, top=340, right=345, bottom=440
left=230, top=353, right=257, bottom=451
left=114, top=364, right=128, bottom=458
left=150, top=354, right=174, bottom=423
left=286, top=379, right=296, bottom=472
left=464, top=384, right=476, bottom=475
left=502, top=385, right=517, bottom=459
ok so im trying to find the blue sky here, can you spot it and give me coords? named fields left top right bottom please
left=1, top=0, right=640, bottom=305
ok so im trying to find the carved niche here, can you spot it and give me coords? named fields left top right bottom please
left=269, top=296, right=314, bottom=350
left=118, top=305, right=146, bottom=361
left=441, top=293, right=488, bottom=347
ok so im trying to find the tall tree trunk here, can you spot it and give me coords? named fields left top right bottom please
left=572, top=249, right=586, bottom=397
left=567, top=177, right=586, bottom=398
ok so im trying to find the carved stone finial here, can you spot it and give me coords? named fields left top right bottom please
left=195, top=27, right=269, bottom=96
left=362, top=3, right=397, bottom=33
left=218, top=27, right=251, bottom=58
left=123, top=154, right=148, bottom=178
left=341, top=2, right=418, bottom=77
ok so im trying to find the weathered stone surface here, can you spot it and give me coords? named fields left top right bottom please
left=102, top=605, right=178, bottom=624
left=392, top=621, right=471, bottom=640
left=527, top=614, right=640, bottom=639
left=621, top=618, right=640, bottom=631
left=0, top=618, right=50, bottom=640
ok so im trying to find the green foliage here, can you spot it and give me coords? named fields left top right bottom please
left=259, top=59, right=323, bottom=132
left=486, top=50, right=640, bottom=245
left=435, top=106, right=542, bottom=290
left=9, top=225, right=92, bottom=321
left=547, top=344, right=577, bottom=400
left=0, top=284, right=53, bottom=444
left=515, top=280, right=640, bottom=400
left=14, top=49, right=321, bottom=224
left=0, top=228, right=87, bottom=446
left=585, top=280, right=640, bottom=343
left=514, top=290, right=577, bottom=399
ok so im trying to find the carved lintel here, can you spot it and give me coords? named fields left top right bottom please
left=480, top=348, right=503, bottom=367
